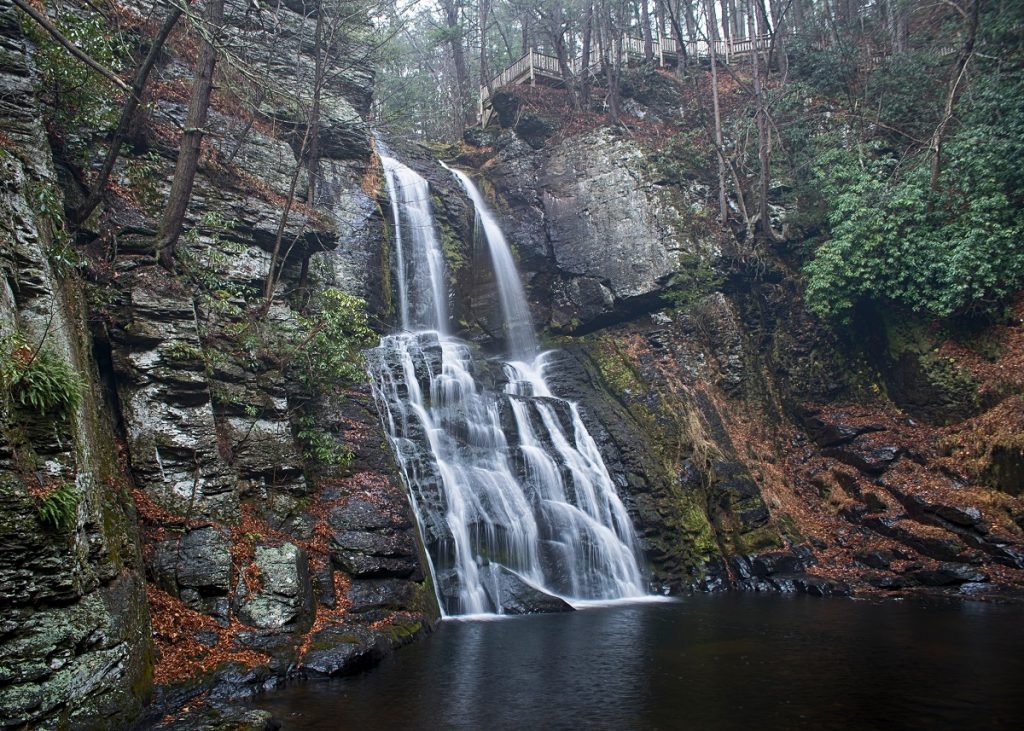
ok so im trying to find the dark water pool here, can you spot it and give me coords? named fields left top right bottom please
left=255, top=595, right=1024, bottom=730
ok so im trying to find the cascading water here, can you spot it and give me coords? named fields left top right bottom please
left=368, top=152, right=646, bottom=616
left=439, top=162, right=537, bottom=360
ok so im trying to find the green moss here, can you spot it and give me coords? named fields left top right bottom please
left=585, top=334, right=690, bottom=474
left=666, top=487, right=718, bottom=561
left=162, top=340, right=204, bottom=362
left=130, top=640, right=155, bottom=700
left=882, top=310, right=980, bottom=420
left=432, top=197, right=467, bottom=274
left=919, top=351, right=979, bottom=408
left=380, top=214, right=394, bottom=317
left=735, top=525, right=784, bottom=555
left=663, top=253, right=724, bottom=314
left=383, top=620, right=423, bottom=643
left=773, top=512, right=805, bottom=545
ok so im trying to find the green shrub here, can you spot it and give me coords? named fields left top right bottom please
left=799, top=19, right=1024, bottom=324
left=294, top=288, right=376, bottom=391
left=22, top=5, right=129, bottom=134
left=663, top=254, right=724, bottom=313
left=297, top=417, right=354, bottom=468
left=803, top=137, right=1024, bottom=322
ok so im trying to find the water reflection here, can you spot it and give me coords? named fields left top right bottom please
left=256, top=595, right=1024, bottom=730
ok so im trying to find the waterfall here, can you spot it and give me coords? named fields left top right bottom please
left=440, top=162, right=538, bottom=359
left=379, top=153, right=448, bottom=331
left=367, top=153, right=646, bottom=616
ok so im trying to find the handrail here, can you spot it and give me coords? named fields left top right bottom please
left=479, top=31, right=951, bottom=122
left=480, top=32, right=960, bottom=121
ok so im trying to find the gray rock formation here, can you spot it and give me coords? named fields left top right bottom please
left=480, top=128, right=721, bottom=332
left=0, top=2, right=151, bottom=726
left=1, top=1, right=438, bottom=728
left=237, top=543, right=312, bottom=629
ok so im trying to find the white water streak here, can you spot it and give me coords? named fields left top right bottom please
left=368, top=156, right=646, bottom=616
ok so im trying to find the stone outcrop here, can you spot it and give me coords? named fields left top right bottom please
left=480, top=128, right=721, bottom=333
left=1, top=2, right=151, bottom=726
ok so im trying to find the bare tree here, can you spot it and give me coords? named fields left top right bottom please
left=704, top=0, right=728, bottom=222
left=929, top=0, right=979, bottom=191
left=438, top=0, right=472, bottom=134
left=73, top=5, right=184, bottom=224
left=156, top=0, right=225, bottom=270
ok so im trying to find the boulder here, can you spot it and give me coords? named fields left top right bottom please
left=910, top=564, right=988, bottom=587
left=300, top=626, right=389, bottom=677
left=479, top=565, right=575, bottom=615
left=238, top=543, right=311, bottom=629
left=152, top=526, right=233, bottom=618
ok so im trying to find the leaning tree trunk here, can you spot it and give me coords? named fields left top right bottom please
left=441, top=0, right=471, bottom=135
left=749, top=0, right=776, bottom=241
left=156, top=0, right=224, bottom=271
left=580, top=4, right=595, bottom=108
left=479, top=0, right=491, bottom=94
left=641, top=0, right=654, bottom=63
left=929, top=0, right=979, bottom=191
left=73, top=6, right=183, bottom=225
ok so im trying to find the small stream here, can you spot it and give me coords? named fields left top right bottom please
left=256, top=595, right=1024, bottom=729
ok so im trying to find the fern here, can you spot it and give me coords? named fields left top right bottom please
left=37, top=482, right=79, bottom=532
left=2, top=334, right=84, bottom=416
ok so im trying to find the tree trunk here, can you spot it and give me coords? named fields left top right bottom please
left=306, top=8, right=324, bottom=206
left=663, top=0, right=689, bottom=72
left=521, top=10, right=531, bottom=55
left=441, top=0, right=471, bottom=135
left=929, top=0, right=979, bottom=191
left=553, top=26, right=578, bottom=110
left=263, top=7, right=327, bottom=307
left=683, top=0, right=698, bottom=42
left=73, top=6, right=182, bottom=225
left=704, top=0, right=727, bottom=222
left=479, top=0, right=491, bottom=92
left=887, top=0, right=908, bottom=53
left=581, top=4, right=594, bottom=107
left=749, top=0, right=775, bottom=241
left=683, top=0, right=699, bottom=70
left=641, top=0, right=654, bottom=63
left=156, top=0, right=224, bottom=271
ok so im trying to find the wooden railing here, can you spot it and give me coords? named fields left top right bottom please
left=479, top=33, right=774, bottom=120
left=478, top=33, right=960, bottom=122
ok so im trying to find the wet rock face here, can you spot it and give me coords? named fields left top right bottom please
left=111, top=283, right=240, bottom=521
left=1, top=0, right=439, bottom=726
left=535, top=343, right=783, bottom=592
left=0, top=2, right=151, bottom=726
left=478, top=565, right=575, bottom=615
left=152, top=527, right=234, bottom=620
left=329, top=498, right=421, bottom=580
left=482, top=128, right=721, bottom=334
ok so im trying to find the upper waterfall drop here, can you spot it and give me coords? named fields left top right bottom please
left=367, top=151, right=647, bottom=617
left=378, top=152, right=448, bottom=332
left=440, top=162, right=538, bottom=360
